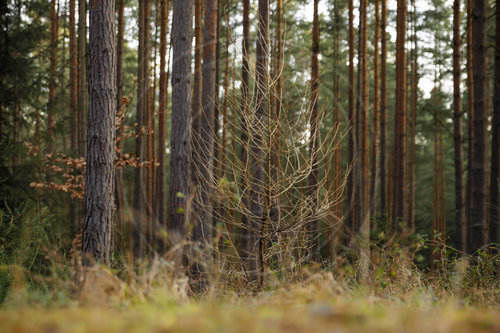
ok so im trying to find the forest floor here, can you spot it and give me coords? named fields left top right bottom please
left=1, top=266, right=499, bottom=333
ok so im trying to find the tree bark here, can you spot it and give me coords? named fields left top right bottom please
left=114, top=0, right=126, bottom=252
left=379, top=0, right=388, bottom=220
left=370, top=0, right=380, bottom=220
left=168, top=0, right=193, bottom=256
left=190, top=0, right=218, bottom=285
left=308, top=0, right=320, bottom=260
left=47, top=0, right=58, bottom=156
left=356, top=0, right=370, bottom=280
left=453, top=0, right=466, bottom=252
left=78, top=0, right=87, bottom=157
left=347, top=0, right=356, bottom=236
left=156, top=0, right=170, bottom=243
left=69, top=0, right=78, bottom=153
left=245, top=0, right=269, bottom=287
left=393, top=0, right=407, bottom=229
left=465, top=0, right=474, bottom=253
left=239, top=0, right=251, bottom=269
left=489, top=0, right=500, bottom=245
left=407, top=0, right=417, bottom=233
left=82, top=0, right=116, bottom=265
left=469, top=0, right=488, bottom=253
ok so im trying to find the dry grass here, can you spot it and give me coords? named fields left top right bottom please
left=1, top=252, right=499, bottom=333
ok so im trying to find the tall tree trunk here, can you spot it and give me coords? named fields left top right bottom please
left=393, top=0, right=407, bottom=229
left=156, top=0, right=170, bottom=244
left=407, top=0, right=417, bottom=233
left=379, top=0, right=388, bottom=220
left=245, top=0, right=269, bottom=286
left=192, top=0, right=202, bottom=187
left=269, top=0, right=282, bottom=249
left=489, top=0, right=500, bottom=245
left=47, top=0, right=58, bottom=156
left=239, top=0, right=251, bottom=268
left=168, top=0, right=193, bottom=259
left=145, top=0, right=154, bottom=244
left=134, top=1, right=151, bottom=255
left=370, top=0, right=380, bottom=220
left=78, top=0, right=87, bottom=157
left=82, top=0, right=116, bottom=265
left=191, top=0, right=218, bottom=285
left=70, top=0, right=78, bottom=153
left=347, top=0, right=355, bottom=237
left=356, top=0, right=370, bottom=280
left=114, top=0, right=126, bottom=252
left=308, top=0, right=320, bottom=259
left=453, top=0, right=466, bottom=252
left=134, top=0, right=145, bottom=256
left=465, top=0, right=473, bottom=252
left=469, top=0, right=488, bottom=253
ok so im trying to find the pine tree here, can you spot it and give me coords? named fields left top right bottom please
left=168, top=0, right=193, bottom=258
left=452, top=0, right=466, bottom=251
left=469, top=0, right=488, bottom=252
left=82, top=0, right=116, bottom=265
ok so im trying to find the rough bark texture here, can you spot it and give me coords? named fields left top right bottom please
left=168, top=0, right=193, bottom=253
left=82, top=0, right=116, bottom=265
left=490, top=1, right=500, bottom=245
left=155, top=0, right=169, bottom=239
left=453, top=0, right=466, bottom=252
left=469, top=0, right=488, bottom=253
left=393, top=0, right=407, bottom=229
left=308, top=0, right=320, bottom=259
left=379, top=0, right=387, bottom=220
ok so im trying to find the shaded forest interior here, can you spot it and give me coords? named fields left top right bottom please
left=0, top=0, right=499, bottom=302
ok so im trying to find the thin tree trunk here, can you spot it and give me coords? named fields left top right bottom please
left=191, top=0, right=217, bottom=285
left=82, top=0, right=116, bottom=265
left=168, top=0, right=193, bottom=260
left=47, top=0, right=58, bottom=156
left=246, top=0, right=269, bottom=287
left=379, top=0, right=388, bottom=220
left=134, top=0, right=145, bottom=256
left=156, top=0, right=170, bottom=244
left=239, top=0, right=251, bottom=268
left=465, top=0, right=473, bottom=252
left=114, top=0, right=126, bottom=252
left=407, top=0, right=417, bottom=233
left=356, top=0, right=370, bottom=280
left=370, top=0, right=380, bottom=220
left=453, top=0, right=466, bottom=252
left=490, top=0, right=500, bottom=245
left=347, top=0, right=356, bottom=237
left=78, top=0, right=87, bottom=158
left=393, top=0, right=407, bottom=229
left=308, top=0, right=320, bottom=259
left=70, top=0, right=78, bottom=153
left=469, top=0, right=488, bottom=253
